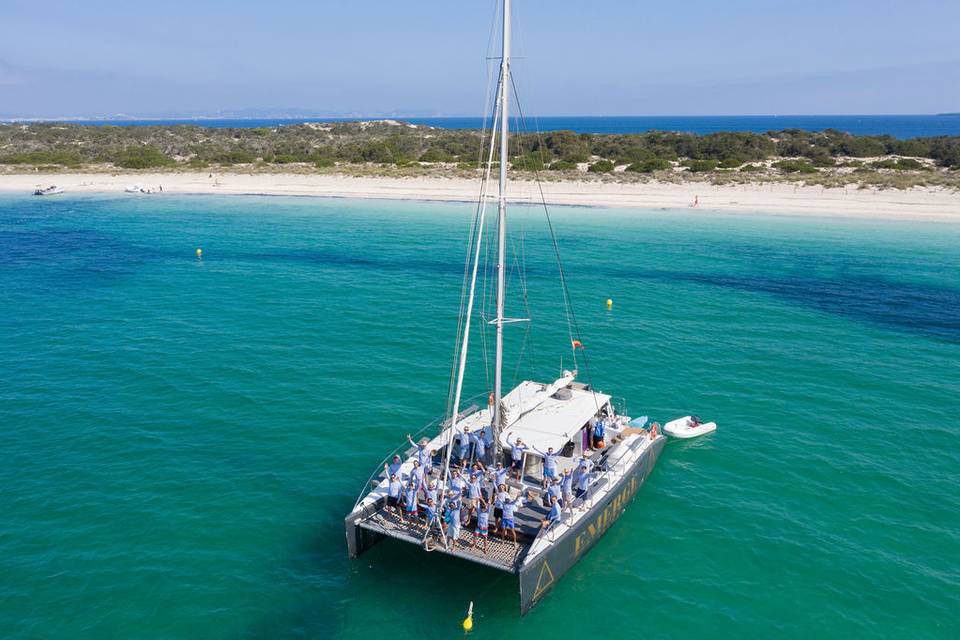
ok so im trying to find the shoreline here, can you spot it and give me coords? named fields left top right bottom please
left=2, top=172, right=959, bottom=222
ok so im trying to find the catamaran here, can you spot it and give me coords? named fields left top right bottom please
left=344, top=0, right=666, bottom=614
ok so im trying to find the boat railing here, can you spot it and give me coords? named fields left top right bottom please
left=611, top=396, right=628, bottom=417
left=351, top=395, right=486, bottom=510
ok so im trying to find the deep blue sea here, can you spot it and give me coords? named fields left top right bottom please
left=12, top=115, right=960, bottom=139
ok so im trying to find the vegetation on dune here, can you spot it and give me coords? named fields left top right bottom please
left=1, top=120, right=959, bottom=189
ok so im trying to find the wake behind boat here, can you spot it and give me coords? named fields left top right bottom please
left=344, top=0, right=667, bottom=614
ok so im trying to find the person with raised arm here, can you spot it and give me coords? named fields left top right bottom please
left=406, top=433, right=432, bottom=468
left=386, top=473, right=403, bottom=519
left=501, top=488, right=530, bottom=548
left=531, top=444, right=559, bottom=480
left=505, top=432, right=528, bottom=480
left=473, top=496, right=494, bottom=554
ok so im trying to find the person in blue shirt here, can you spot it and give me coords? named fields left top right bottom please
left=465, top=474, right=483, bottom=520
left=592, top=418, right=606, bottom=449
left=402, top=480, right=419, bottom=522
left=386, top=473, right=403, bottom=519
left=546, top=477, right=563, bottom=505
left=505, top=432, right=528, bottom=480
left=560, top=468, right=574, bottom=513
left=574, top=463, right=593, bottom=507
left=501, top=489, right=530, bottom=547
left=444, top=491, right=463, bottom=549
left=422, top=478, right=439, bottom=506
left=449, top=469, right=465, bottom=497
left=384, top=454, right=402, bottom=480
left=408, top=459, right=425, bottom=490
left=541, top=495, right=562, bottom=529
left=489, top=462, right=509, bottom=493
left=473, top=497, right=494, bottom=554
left=493, top=484, right=509, bottom=532
left=424, top=498, right=438, bottom=528
left=532, top=445, right=560, bottom=480
left=406, top=433, right=433, bottom=468
left=471, top=429, right=487, bottom=464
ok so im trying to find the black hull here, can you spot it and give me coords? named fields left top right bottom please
left=518, top=435, right=666, bottom=614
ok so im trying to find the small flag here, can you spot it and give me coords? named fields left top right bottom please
left=571, top=339, right=584, bottom=349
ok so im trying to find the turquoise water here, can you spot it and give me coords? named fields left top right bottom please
left=2, top=194, right=959, bottom=638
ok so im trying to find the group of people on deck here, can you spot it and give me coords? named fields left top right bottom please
left=381, top=424, right=607, bottom=555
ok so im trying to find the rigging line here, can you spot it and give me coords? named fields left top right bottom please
left=509, top=74, right=578, bottom=367
left=431, top=68, right=505, bottom=542
left=511, top=74, right=603, bottom=413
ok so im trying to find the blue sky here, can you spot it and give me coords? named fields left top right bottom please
left=1, top=0, right=958, bottom=117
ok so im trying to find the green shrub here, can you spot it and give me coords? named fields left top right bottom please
left=717, top=157, right=744, bottom=169
left=810, top=155, right=836, bottom=167
left=773, top=160, right=817, bottom=174
left=626, top=158, right=671, bottom=173
left=588, top=159, right=615, bottom=173
left=0, top=149, right=82, bottom=167
left=208, top=149, right=256, bottom=165
left=513, top=154, right=545, bottom=171
left=684, top=159, right=718, bottom=173
left=740, top=164, right=764, bottom=172
left=113, top=146, right=174, bottom=169
left=314, top=157, right=335, bottom=168
left=548, top=159, right=578, bottom=171
left=894, top=158, right=924, bottom=170
left=870, top=159, right=898, bottom=169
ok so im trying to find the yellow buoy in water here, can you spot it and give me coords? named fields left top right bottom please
left=606, top=298, right=613, bottom=309
left=462, top=601, right=474, bottom=632
left=196, top=248, right=203, bottom=258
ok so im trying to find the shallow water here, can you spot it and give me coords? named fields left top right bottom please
left=2, top=194, right=959, bottom=638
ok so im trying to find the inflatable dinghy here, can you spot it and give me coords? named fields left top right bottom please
left=663, top=415, right=716, bottom=439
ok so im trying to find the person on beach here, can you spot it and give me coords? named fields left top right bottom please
left=386, top=473, right=403, bottom=519
left=402, top=480, right=418, bottom=522
left=505, top=432, right=528, bottom=480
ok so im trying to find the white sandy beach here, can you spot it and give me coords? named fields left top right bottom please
left=1, top=172, right=958, bottom=222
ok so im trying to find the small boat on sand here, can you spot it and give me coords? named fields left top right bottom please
left=33, top=185, right=64, bottom=196
left=663, top=415, right=716, bottom=439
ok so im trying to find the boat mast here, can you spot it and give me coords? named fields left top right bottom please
left=493, top=0, right=511, bottom=457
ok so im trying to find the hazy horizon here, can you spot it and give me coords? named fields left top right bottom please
left=2, top=0, right=958, bottom=119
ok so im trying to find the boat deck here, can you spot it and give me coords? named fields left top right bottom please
left=357, top=499, right=552, bottom=572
